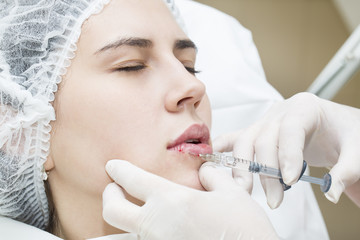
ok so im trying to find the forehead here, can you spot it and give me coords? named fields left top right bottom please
left=79, top=0, right=187, bottom=53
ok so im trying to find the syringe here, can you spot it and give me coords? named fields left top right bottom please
left=199, top=153, right=332, bottom=193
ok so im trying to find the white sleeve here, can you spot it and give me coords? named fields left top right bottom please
left=0, top=216, right=139, bottom=240
left=176, top=1, right=329, bottom=239
left=88, top=233, right=137, bottom=240
left=0, top=216, right=62, bottom=240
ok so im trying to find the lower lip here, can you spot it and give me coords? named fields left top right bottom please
left=168, top=143, right=213, bottom=155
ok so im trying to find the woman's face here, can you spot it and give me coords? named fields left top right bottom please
left=48, top=0, right=212, bottom=218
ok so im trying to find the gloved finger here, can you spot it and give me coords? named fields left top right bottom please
left=278, top=115, right=308, bottom=185
left=212, top=130, right=242, bottom=152
left=102, top=183, right=140, bottom=233
left=106, top=160, right=179, bottom=201
left=231, top=125, right=261, bottom=193
left=254, top=121, right=284, bottom=209
left=199, top=162, right=239, bottom=192
left=260, top=177, right=284, bottom=209
left=325, top=148, right=360, bottom=203
left=231, top=169, right=253, bottom=194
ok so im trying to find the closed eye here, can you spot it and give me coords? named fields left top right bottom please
left=114, top=65, right=146, bottom=72
left=185, top=66, right=201, bottom=75
left=113, top=65, right=199, bottom=74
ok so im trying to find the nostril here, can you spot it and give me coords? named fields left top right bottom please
left=177, top=97, right=193, bottom=107
left=194, top=100, right=201, bottom=108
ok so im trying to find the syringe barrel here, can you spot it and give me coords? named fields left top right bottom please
left=224, top=156, right=251, bottom=172
left=259, top=167, right=282, bottom=178
left=200, top=153, right=331, bottom=193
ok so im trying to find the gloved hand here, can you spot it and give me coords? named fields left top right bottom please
left=102, top=160, right=278, bottom=240
left=214, top=92, right=360, bottom=207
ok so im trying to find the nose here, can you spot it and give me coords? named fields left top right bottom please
left=165, top=67, right=206, bottom=113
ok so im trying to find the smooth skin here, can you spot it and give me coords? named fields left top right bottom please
left=44, top=0, right=211, bottom=238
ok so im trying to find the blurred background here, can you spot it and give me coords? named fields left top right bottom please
left=196, top=0, right=360, bottom=239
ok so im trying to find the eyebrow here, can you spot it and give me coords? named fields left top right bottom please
left=94, top=37, right=197, bottom=55
left=95, top=37, right=153, bottom=55
left=174, top=39, right=198, bottom=52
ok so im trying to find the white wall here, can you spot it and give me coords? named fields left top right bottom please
left=333, top=0, right=360, bottom=31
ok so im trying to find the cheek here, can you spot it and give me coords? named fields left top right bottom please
left=50, top=77, right=160, bottom=194
left=49, top=121, right=113, bottom=196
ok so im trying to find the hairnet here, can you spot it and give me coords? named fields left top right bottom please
left=0, top=0, right=182, bottom=230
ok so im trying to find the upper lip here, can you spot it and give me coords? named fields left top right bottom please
left=167, top=124, right=210, bottom=149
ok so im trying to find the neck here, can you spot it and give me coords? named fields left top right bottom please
left=48, top=177, right=124, bottom=239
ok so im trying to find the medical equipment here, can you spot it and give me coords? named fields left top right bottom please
left=199, top=153, right=332, bottom=193
left=307, top=24, right=360, bottom=100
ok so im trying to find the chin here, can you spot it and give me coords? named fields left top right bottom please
left=167, top=151, right=208, bottom=184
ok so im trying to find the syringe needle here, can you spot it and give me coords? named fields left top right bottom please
left=198, top=153, right=332, bottom=193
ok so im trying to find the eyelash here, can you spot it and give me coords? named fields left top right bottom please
left=185, top=67, right=201, bottom=75
left=115, top=65, right=146, bottom=72
left=114, top=65, right=201, bottom=75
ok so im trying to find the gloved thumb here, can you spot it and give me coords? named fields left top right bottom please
left=325, top=149, right=360, bottom=203
left=102, top=183, right=140, bottom=233
left=199, top=162, right=238, bottom=192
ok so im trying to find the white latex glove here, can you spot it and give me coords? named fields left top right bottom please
left=214, top=92, right=360, bottom=207
left=103, top=160, right=278, bottom=240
